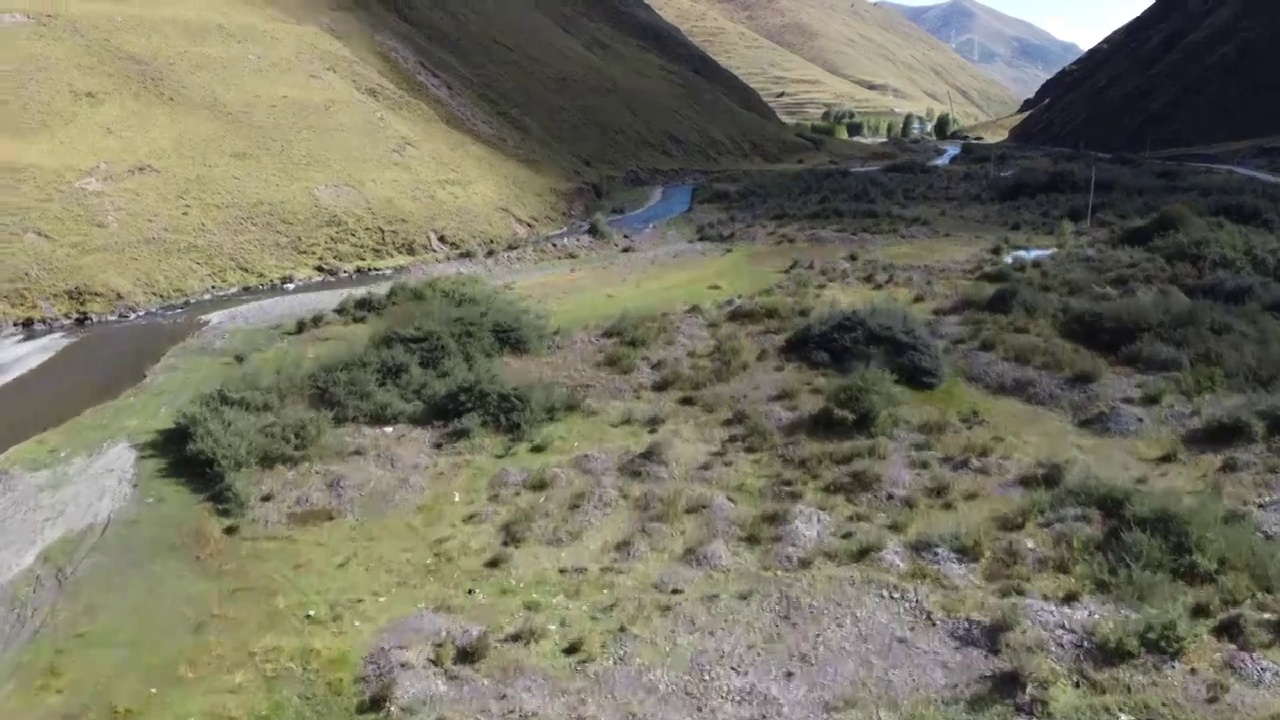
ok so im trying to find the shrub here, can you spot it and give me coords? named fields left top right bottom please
left=984, top=283, right=1056, bottom=318
left=1095, top=613, right=1196, bottom=664
left=587, top=214, right=612, bottom=239
left=811, top=369, right=901, bottom=436
left=311, top=279, right=561, bottom=436
left=1189, top=408, right=1263, bottom=448
left=1119, top=204, right=1205, bottom=248
left=603, top=312, right=673, bottom=349
left=172, top=386, right=330, bottom=516
left=784, top=304, right=946, bottom=389
left=1043, top=478, right=1280, bottom=604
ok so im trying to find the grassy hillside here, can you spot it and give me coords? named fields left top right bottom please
left=1010, top=0, right=1280, bottom=153
left=649, top=0, right=1018, bottom=122
left=3, top=0, right=802, bottom=320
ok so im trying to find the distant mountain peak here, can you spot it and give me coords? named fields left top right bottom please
left=880, top=0, right=1083, bottom=100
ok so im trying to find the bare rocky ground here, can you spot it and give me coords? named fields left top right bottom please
left=360, top=579, right=1000, bottom=720
left=0, top=442, right=136, bottom=667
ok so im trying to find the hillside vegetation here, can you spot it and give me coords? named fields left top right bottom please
left=649, top=0, right=1018, bottom=121
left=4, top=0, right=801, bottom=320
left=1011, top=0, right=1280, bottom=152
left=881, top=0, right=1083, bottom=100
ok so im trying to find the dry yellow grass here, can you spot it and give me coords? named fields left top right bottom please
left=3, top=0, right=802, bottom=319
left=649, top=0, right=1019, bottom=122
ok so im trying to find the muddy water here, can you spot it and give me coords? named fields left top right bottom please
left=0, top=321, right=201, bottom=454
left=0, top=274, right=397, bottom=456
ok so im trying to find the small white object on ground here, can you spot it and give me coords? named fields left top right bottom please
left=1003, top=248, right=1057, bottom=264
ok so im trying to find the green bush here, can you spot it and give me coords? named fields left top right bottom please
left=1189, top=408, right=1264, bottom=448
left=603, top=312, right=673, bottom=349
left=1042, top=478, right=1279, bottom=604
left=172, top=386, right=330, bottom=516
left=1095, top=613, right=1197, bottom=664
left=168, top=278, right=570, bottom=514
left=810, top=369, right=901, bottom=436
left=784, top=304, right=946, bottom=389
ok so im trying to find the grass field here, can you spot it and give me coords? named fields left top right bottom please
left=649, top=0, right=1019, bottom=122
left=4, top=0, right=804, bottom=321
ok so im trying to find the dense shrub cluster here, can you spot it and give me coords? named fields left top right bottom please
left=172, top=386, right=330, bottom=516
left=784, top=304, right=946, bottom=390
left=1036, top=478, right=1279, bottom=605
left=313, top=278, right=566, bottom=433
left=960, top=200, right=1280, bottom=392
left=170, top=278, right=573, bottom=515
left=697, top=152, right=1280, bottom=237
left=809, top=369, right=901, bottom=436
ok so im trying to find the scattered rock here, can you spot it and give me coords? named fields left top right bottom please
left=686, top=538, right=733, bottom=571
left=359, top=611, right=488, bottom=713
left=774, top=505, right=831, bottom=570
left=488, top=467, right=529, bottom=498
left=619, top=440, right=673, bottom=482
left=1225, top=650, right=1280, bottom=688
left=875, top=541, right=909, bottom=574
left=1256, top=497, right=1280, bottom=541
left=1038, top=506, right=1095, bottom=530
left=702, top=492, right=740, bottom=539
left=1021, top=597, right=1119, bottom=660
left=653, top=566, right=698, bottom=595
left=944, top=617, right=1001, bottom=654
left=917, top=546, right=975, bottom=585
left=571, top=452, right=613, bottom=478
left=1079, top=404, right=1148, bottom=437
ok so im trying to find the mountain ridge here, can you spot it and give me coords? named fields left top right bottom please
left=1010, top=0, right=1280, bottom=153
left=649, top=0, right=1018, bottom=121
left=879, top=0, right=1083, bottom=99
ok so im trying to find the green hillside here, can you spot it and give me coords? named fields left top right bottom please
left=3, top=0, right=802, bottom=320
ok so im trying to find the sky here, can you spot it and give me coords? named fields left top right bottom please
left=888, top=0, right=1154, bottom=49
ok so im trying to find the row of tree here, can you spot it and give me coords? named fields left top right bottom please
left=811, top=106, right=959, bottom=141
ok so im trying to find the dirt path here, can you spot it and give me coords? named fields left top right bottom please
left=0, top=442, right=137, bottom=666
left=199, top=239, right=707, bottom=334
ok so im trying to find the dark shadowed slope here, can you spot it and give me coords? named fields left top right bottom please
left=880, top=0, right=1082, bottom=99
left=1009, top=0, right=1280, bottom=153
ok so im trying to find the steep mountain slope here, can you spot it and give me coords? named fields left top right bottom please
left=4, top=0, right=801, bottom=320
left=648, top=0, right=1018, bottom=121
left=1010, top=0, right=1280, bottom=153
left=880, top=0, right=1082, bottom=99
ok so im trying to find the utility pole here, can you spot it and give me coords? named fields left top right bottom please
left=947, top=91, right=955, bottom=124
left=1086, top=165, right=1096, bottom=229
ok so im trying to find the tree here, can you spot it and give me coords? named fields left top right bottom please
left=925, top=107, right=937, bottom=122
left=933, top=112, right=955, bottom=140
left=900, top=113, right=917, bottom=139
